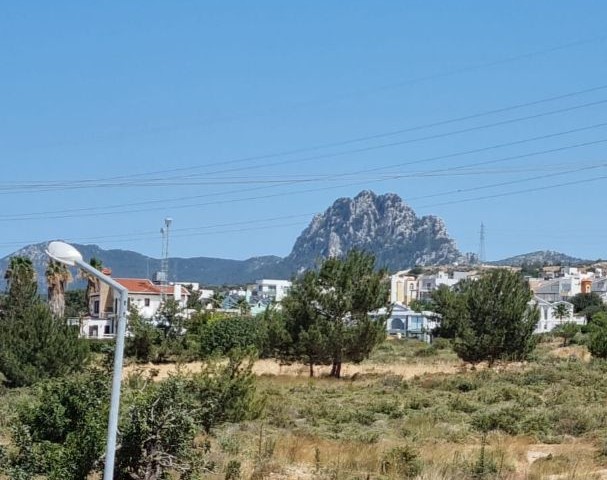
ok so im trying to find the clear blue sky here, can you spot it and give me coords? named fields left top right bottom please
left=2, top=1, right=606, bottom=262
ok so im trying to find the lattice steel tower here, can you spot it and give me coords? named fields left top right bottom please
left=479, top=222, right=486, bottom=265
left=160, top=217, right=172, bottom=302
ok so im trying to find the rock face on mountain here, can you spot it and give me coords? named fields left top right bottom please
left=284, top=191, right=462, bottom=271
left=0, top=191, right=465, bottom=288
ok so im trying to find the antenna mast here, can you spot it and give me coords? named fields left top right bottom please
left=160, top=217, right=172, bottom=302
left=479, top=222, right=486, bottom=265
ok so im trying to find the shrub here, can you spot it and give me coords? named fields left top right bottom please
left=380, top=445, right=422, bottom=478
left=0, top=303, right=89, bottom=387
left=588, top=312, right=607, bottom=358
left=2, top=370, right=109, bottom=480
left=472, top=406, right=525, bottom=435
left=199, top=316, right=262, bottom=356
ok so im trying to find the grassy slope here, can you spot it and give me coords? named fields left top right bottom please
left=207, top=339, right=607, bottom=479
left=3, top=339, right=607, bottom=479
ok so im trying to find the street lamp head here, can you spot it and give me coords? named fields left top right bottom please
left=46, top=241, right=83, bottom=267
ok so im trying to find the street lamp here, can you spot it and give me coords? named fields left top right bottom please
left=46, top=241, right=128, bottom=480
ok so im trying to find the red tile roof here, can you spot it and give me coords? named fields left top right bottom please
left=114, top=278, right=189, bottom=296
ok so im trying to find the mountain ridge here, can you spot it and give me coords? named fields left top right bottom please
left=1, top=191, right=594, bottom=287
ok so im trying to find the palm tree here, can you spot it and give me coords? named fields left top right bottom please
left=79, top=257, right=102, bottom=315
left=45, top=259, right=72, bottom=318
left=209, top=291, right=225, bottom=310
left=236, top=297, right=251, bottom=316
left=3, top=256, right=38, bottom=318
left=4, top=256, right=36, bottom=293
left=553, top=302, right=571, bottom=326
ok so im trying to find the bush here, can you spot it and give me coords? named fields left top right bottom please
left=380, top=445, right=422, bottom=478
left=199, top=316, right=262, bottom=356
left=2, top=370, right=109, bottom=480
left=588, top=312, right=607, bottom=358
left=0, top=303, right=89, bottom=387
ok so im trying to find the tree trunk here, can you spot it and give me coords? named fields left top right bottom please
left=329, top=361, right=342, bottom=378
left=309, top=361, right=314, bottom=377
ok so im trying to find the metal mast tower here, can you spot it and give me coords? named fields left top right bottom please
left=160, top=217, right=172, bottom=302
left=479, top=222, right=486, bottom=265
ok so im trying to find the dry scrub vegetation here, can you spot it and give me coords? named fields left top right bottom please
left=199, top=338, right=607, bottom=479
left=5, top=337, right=607, bottom=479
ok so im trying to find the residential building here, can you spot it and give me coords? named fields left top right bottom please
left=529, top=296, right=584, bottom=334
left=246, top=279, right=292, bottom=303
left=532, top=276, right=583, bottom=302
left=416, top=271, right=475, bottom=300
left=390, top=271, right=418, bottom=305
left=592, top=278, right=607, bottom=302
left=75, top=276, right=190, bottom=339
left=374, top=303, right=438, bottom=343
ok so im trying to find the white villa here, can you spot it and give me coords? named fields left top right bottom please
left=529, top=296, right=585, bottom=334
left=74, top=275, right=190, bottom=339
left=246, top=279, right=292, bottom=303
left=375, top=303, right=438, bottom=343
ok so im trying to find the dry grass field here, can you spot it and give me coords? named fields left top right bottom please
left=118, top=338, right=607, bottom=479
left=4, top=337, right=607, bottom=479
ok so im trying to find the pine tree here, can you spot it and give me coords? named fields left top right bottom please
left=453, top=269, right=538, bottom=366
left=282, top=250, right=390, bottom=378
left=0, top=303, right=89, bottom=387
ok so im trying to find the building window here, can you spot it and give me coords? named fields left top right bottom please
left=93, top=300, right=100, bottom=315
left=144, top=298, right=150, bottom=307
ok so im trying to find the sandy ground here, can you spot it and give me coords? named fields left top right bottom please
left=123, top=358, right=464, bottom=381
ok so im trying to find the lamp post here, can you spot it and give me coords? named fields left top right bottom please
left=46, top=241, right=128, bottom=480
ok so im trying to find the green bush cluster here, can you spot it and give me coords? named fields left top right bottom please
left=1, top=353, right=260, bottom=480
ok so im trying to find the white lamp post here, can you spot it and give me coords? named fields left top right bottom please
left=46, top=241, right=128, bottom=480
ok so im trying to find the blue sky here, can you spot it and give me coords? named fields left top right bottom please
left=1, top=1, right=606, bottom=262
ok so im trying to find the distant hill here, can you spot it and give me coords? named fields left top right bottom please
left=0, top=242, right=289, bottom=290
left=1, top=190, right=467, bottom=288
left=490, top=250, right=591, bottom=267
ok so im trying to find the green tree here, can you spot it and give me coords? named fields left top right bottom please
left=45, top=259, right=72, bottom=318
left=452, top=269, right=538, bottom=366
left=570, top=292, right=604, bottom=316
left=125, top=305, right=160, bottom=363
left=430, top=284, right=467, bottom=338
left=0, top=303, right=89, bottom=387
left=209, top=290, right=225, bottom=310
left=2, top=255, right=38, bottom=320
left=116, top=353, right=259, bottom=480
left=553, top=302, right=571, bottom=326
left=199, top=315, right=262, bottom=356
left=156, top=298, right=185, bottom=340
left=2, top=370, right=109, bottom=480
left=554, top=322, right=580, bottom=347
left=409, top=298, right=434, bottom=313
left=185, top=285, right=202, bottom=311
left=282, top=250, right=391, bottom=378
left=4, top=354, right=259, bottom=480
left=256, top=307, right=292, bottom=359
left=588, top=312, right=607, bottom=358
left=64, top=289, right=87, bottom=319
left=236, top=297, right=251, bottom=316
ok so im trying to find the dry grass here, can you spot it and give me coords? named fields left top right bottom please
left=123, top=356, right=464, bottom=381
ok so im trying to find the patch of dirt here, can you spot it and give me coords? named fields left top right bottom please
left=549, top=345, right=591, bottom=362
left=123, top=358, right=465, bottom=381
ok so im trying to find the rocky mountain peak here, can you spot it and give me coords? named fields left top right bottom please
left=285, top=190, right=461, bottom=271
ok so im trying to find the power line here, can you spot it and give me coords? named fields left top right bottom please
left=3, top=85, right=607, bottom=191
left=418, top=174, right=607, bottom=209
left=2, top=124, right=607, bottom=221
